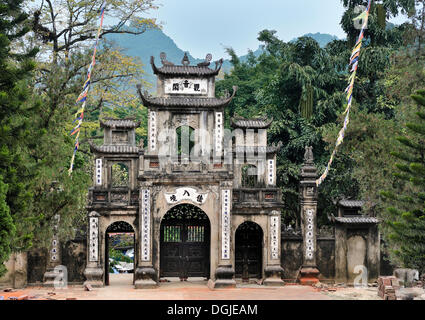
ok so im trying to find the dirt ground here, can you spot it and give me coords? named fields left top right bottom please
left=0, top=274, right=387, bottom=301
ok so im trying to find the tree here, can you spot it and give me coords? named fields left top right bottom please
left=381, top=90, right=425, bottom=273
left=321, top=0, right=425, bottom=218
left=216, top=0, right=415, bottom=227
left=0, top=0, right=38, bottom=276
left=217, top=31, right=350, bottom=225
left=11, top=0, right=159, bottom=249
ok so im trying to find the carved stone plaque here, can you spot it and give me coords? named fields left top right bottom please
left=112, top=130, right=128, bottom=144
left=305, top=209, right=315, bottom=260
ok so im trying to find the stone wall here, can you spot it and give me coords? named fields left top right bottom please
left=281, top=235, right=335, bottom=281
left=61, top=239, right=87, bottom=284
left=380, top=244, right=396, bottom=276
left=26, top=240, right=87, bottom=286
left=0, top=252, right=28, bottom=288
left=3, top=228, right=387, bottom=287
left=27, top=248, right=47, bottom=285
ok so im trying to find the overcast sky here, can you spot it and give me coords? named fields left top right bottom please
left=146, top=0, right=409, bottom=59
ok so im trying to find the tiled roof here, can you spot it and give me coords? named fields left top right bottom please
left=339, top=200, right=365, bottom=208
left=231, top=118, right=273, bottom=129
left=138, top=86, right=237, bottom=108
left=334, top=216, right=379, bottom=224
left=100, top=119, right=140, bottom=129
left=151, top=56, right=223, bottom=77
left=89, top=143, right=139, bottom=154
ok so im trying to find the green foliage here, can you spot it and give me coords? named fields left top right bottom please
left=217, top=30, right=354, bottom=224
left=111, top=163, right=129, bottom=188
left=108, top=248, right=133, bottom=272
left=381, top=91, right=425, bottom=272
left=215, top=0, right=420, bottom=230
left=0, top=0, right=39, bottom=276
left=0, top=176, right=14, bottom=277
left=0, top=0, right=158, bottom=279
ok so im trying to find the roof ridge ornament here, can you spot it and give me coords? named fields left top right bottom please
left=197, top=53, right=212, bottom=67
left=182, top=52, right=190, bottom=66
left=160, top=52, right=174, bottom=66
left=215, top=58, right=224, bottom=71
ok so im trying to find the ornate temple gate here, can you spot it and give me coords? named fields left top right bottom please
left=235, top=222, right=263, bottom=280
left=82, top=53, right=285, bottom=289
left=160, top=204, right=210, bottom=278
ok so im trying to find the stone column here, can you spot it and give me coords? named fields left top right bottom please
left=298, top=146, right=320, bottom=284
left=263, top=210, right=285, bottom=286
left=83, top=211, right=104, bottom=287
left=209, top=187, right=236, bottom=289
left=334, top=223, right=348, bottom=283
left=43, top=214, right=64, bottom=287
left=135, top=187, right=157, bottom=289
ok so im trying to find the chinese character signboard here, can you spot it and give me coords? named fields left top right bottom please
left=221, top=189, right=231, bottom=260
left=149, top=111, right=157, bottom=151
left=215, top=112, right=223, bottom=155
left=270, top=215, right=279, bottom=260
left=141, top=189, right=151, bottom=261
left=164, top=187, right=208, bottom=205
left=164, top=78, right=208, bottom=95
left=89, top=217, right=98, bottom=262
left=95, top=159, right=102, bottom=186
left=267, top=159, right=275, bottom=186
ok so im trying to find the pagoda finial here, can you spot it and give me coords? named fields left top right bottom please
left=182, top=52, right=190, bottom=66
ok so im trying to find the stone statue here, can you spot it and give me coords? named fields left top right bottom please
left=304, top=146, right=314, bottom=164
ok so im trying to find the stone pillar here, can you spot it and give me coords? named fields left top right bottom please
left=83, top=211, right=103, bottom=287
left=263, top=210, right=285, bottom=286
left=367, top=224, right=380, bottom=282
left=209, top=187, right=236, bottom=289
left=334, top=224, right=347, bottom=283
left=298, top=146, right=320, bottom=284
left=135, top=187, right=158, bottom=289
left=43, top=214, right=64, bottom=287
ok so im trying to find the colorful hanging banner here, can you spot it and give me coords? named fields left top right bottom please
left=316, top=0, right=372, bottom=186
left=68, top=1, right=107, bottom=175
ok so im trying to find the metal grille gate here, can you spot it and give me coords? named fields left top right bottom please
left=160, top=205, right=210, bottom=278
left=235, top=222, right=263, bottom=280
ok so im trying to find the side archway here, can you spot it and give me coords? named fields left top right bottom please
left=105, top=221, right=135, bottom=286
left=235, top=221, right=263, bottom=280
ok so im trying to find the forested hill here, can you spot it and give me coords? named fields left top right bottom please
left=105, top=29, right=338, bottom=89
left=293, top=32, right=339, bottom=47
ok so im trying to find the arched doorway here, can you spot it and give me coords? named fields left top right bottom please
left=235, top=221, right=263, bottom=281
left=105, top=221, right=135, bottom=286
left=160, top=204, right=210, bottom=280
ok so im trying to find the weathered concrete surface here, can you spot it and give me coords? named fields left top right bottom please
left=0, top=274, right=387, bottom=300
left=0, top=253, right=27, bottom=289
